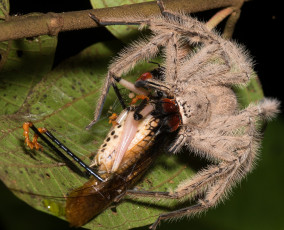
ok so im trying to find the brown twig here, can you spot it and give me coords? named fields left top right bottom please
left=0, top=0, right=248, bottom=42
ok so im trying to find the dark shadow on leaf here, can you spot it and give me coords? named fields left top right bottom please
left=17, top=137, right=88, bottom=179
left=122, top=196, right=197, bottom=213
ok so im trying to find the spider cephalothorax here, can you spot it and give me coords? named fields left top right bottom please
left=86, top=1, right=280, bottom=229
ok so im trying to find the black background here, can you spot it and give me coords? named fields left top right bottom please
left=1, top=0, right=283, bottom=230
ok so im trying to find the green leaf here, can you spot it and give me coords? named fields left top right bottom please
left=0, top=40, right=195, bottom=229
left=0, top=2, right=57, bottom=116
left=0, top=0, right=9, bottom=19
left=233, top=73, right=264, bottom=108
left=90, top=0, right=153, bottom=43
left=0, top=34, right=57, bottom=115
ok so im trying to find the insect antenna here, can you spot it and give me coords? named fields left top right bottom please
left=28, top=123, right=104, bottom=182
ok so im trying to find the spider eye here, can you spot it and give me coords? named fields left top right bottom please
left=150, top=67, right=165, bottom=81
left=157, top=91, right=164, bottom=98
left=152, top=90, right=164, bottom=98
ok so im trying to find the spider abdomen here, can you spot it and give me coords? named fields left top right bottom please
left=206, top=86, right=238, bottom=116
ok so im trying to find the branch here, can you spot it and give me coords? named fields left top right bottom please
left=0, top=0, right=247, bottom=42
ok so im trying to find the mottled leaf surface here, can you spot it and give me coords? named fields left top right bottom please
left=0, top=40, right=196, bottom=229
left=0, top=27, right=57, bottom=115
left=0, top=1, right=57, bottom=115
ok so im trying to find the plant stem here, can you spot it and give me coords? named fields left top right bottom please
left=0, top=0, right=248, bottom=42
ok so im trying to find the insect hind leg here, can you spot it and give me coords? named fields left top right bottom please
left=23, top=122, right=104, bottom=182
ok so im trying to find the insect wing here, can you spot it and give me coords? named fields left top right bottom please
left=66, top=130, right=160, bottom=227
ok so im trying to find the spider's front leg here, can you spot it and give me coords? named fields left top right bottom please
left=127, top=99, right=280, bottom=229
left=87, top=13, right=151, bottom=129
left=126, top=157, right=240, bottom=230
left=126, top=152, right=246, bottom=230
left=87, top=32, right=174, bottom=128
left=126, top=119, right=260, bottom=229
left=148, top=165, right=239, bottom=230
left=88, top=3, right=189, bottom=128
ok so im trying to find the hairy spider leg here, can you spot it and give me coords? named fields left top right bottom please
left=88, top=9, right=176, bottom=128
left=124, top=98, right=279, bottom=229
left=23, top=122, right=104, bottom=182
left=89, top=1, right=211, bottom=128
left=88, top=33, right=175, bottom=127
left=87, top=71, right=149, bottom=129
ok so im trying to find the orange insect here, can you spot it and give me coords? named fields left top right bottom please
left=23, top=68, right=182, bottom=227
